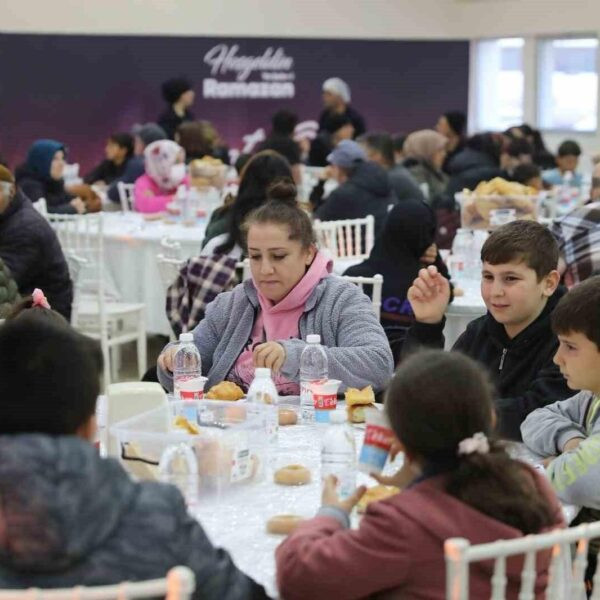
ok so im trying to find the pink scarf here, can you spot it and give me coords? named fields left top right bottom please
left=228, top=251, right=332, bottom=394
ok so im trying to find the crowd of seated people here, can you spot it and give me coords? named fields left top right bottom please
left=4, top=70, right=600, bottom=598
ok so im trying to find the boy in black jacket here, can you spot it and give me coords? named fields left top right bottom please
left=404, top=220, right=571, bottom=440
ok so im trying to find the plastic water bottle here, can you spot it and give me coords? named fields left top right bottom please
left=173, top=332, right=201, bottom=400
left=451, top=228, right=475, bottom=282
left=247, top=367, right=279, bottom=444
left=178, top=185, right=194, bottom=226
left=321, top=411, right=356, bottom=500
left=300, top=334, right=328, bottom=422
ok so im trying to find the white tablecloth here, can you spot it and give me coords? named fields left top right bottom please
left=191, top=417, right=400, bottom=599
left=100, top=213, right=206, bottom=336
left=188, top=421, right=577, bottom=599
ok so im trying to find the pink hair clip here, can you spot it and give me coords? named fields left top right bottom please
left=32, top=288, right=51, bottom=309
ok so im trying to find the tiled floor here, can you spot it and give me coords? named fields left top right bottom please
left=113, top=334, right=167, bottom=383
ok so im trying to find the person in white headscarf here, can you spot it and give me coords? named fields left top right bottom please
left=318, top=77, right=366, bottom=138
left=133, top=140, right=188, bottom=213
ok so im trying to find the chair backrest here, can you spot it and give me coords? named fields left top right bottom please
left=0, top=565, right=195, bottom=600
left=32, top=197, right=48, bottom=217
left=340, top=274, right=383, bottom=319
left=235, top=258, right=251, bottom=280
left=444, top=521, right=600, bottom=600
left=47, top=213, right=109, bottom=376
left=314, top=215, right=375, bottom=260
left=105, top=382, right=168, bottom=457
left=117, top=182, right=135, bottom=213
left=157, top=254, right=186, bottom=293
left=160, top=236, right=183, bottom=260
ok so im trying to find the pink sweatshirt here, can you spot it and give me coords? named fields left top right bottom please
left=228, top=252, right=332, bottom=394
left=133, top=174, right=190, bottom=214
left=276, top=468, right=564, bottom=600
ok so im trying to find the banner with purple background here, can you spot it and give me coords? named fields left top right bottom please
left=0, top=33, right=468, bottom=172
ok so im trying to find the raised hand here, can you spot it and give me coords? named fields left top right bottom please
left=407, top=265, right=451, bottom=324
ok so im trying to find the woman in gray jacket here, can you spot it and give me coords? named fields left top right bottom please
left=159, top=181, right=394, bottom=395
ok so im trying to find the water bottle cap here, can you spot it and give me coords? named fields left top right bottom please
left=329, top=411, right=346, bottom=424
left=255, top=367, right=271, bottom=378
left=179, top=332, right=194, bottom=342
left=307, top=334, right=321, bottom=344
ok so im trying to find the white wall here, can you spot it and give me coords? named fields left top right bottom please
left=0, top=0, right=455, bottom=39
left=451, top=0, right=600, bottom=39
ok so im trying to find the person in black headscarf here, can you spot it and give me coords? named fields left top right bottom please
left=157, top=77, right=195, bottom=140
left=343, top=198, right=451, bottom=362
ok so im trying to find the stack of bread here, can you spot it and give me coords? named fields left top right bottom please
left=345, top=385, right=376, bottom=423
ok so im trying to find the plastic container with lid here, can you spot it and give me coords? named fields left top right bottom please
left=110, top=399, right=268, bottom=504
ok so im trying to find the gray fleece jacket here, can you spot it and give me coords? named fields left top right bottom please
left=521, top=390, right=600, bottom=508
left=158, top=275, right=394, bottom=393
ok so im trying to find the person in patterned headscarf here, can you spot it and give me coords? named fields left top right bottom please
left=132, top=140, right=188, bottom=213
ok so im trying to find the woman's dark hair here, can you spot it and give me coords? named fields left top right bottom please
left=176, top=121, right=216, bottom=161
left=109, top=133, right=134, bottom=159
left=272, top=110, right=298, bottom=137
left=242, top=180, right=316, bottom=249
left=7, top=295, right=69, bottom=324
left=385, top=350, right=556, bottom=534
left=216, top=150, right=294, bottom=254
left=466, top=132, right=503, bottom=166
left=0, top=312, right=102, bottom=435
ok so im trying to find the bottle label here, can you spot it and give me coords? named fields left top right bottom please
left=230, top=447, right=251, bottom=483
left=180, top=389, right=204, bottom=401
left=359, top=424, right=394, bottom=473
left=363, top=424, right=394, bottom=451
left=313, top=393, right=337, bottom=410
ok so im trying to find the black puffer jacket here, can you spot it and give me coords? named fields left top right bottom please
left=445, top=147, right=504, bottom=201
left=403, top=287, right=572, bottom=441
left=15, top=165, right=76, bottom=214
left=314, top=162, right=397, bottom=236
left=0, top=435, right=268, bottom=599
left=0, top=191, right=72, bottom=319
left=0, top=258, right=19, bottom=318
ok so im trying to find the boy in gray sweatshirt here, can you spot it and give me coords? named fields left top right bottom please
left=521, top=276, right=600, bottom=590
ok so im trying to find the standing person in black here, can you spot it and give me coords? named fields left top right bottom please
left=0, top=165, right=72, bottom=320
left=436, top=110, right=467, bottom=174
left=318, top=77, right=366, bottom=139
left=308, top=113, right=354, bottom=167
left=257, top=110, right=302, bottom=184
left=84, top=133, right=134, bottom=187
left=403, top=220, right=572, bottom=440
left=157, top=77, right=195, bottom=140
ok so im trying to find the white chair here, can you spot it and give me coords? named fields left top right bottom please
left=341, top=274, right=383, bottom=319
left=105, top=382, right=167, bottom=458
left=47, top=213, right=146, bottom=388
left=117, top=182, right=135, bottom=212
left=236, top=258, right=251, bottom=281
left=157, top=253, right=186, bottom=294
left=444, top=521, right=600, bottom=599
left=32, top=197, right=48, bottom=217
left=0, top=566, right=195, bottom=600
left=314, top=215, right=375, bottom=260
left=160, top=236, right=183, bottom=260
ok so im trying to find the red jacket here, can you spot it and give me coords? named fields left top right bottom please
left=276, top=469, right=564, bottom=600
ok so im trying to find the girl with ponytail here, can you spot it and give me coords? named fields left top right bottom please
left=276, top=350, right=564, bottom=600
